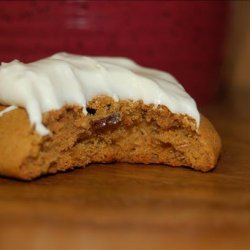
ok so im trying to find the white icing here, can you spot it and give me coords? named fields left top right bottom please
left=0, top=52, right=200, bottom=135
left=0, top=105, right=17, bottom=117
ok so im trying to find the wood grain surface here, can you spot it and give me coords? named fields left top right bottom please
left=0, top=88, right=249, bottom=250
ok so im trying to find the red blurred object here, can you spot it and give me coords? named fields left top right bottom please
left=0, top=1, right=229, bottom=105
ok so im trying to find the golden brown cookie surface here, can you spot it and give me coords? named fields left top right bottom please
left=0, top=98, right=221, bottom=180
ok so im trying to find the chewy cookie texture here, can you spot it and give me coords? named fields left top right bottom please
left=0, top=53, right=221, bottom=180
left=0, top=96, right=221, bottom=180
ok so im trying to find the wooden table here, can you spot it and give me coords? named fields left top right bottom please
left=0, top=88, right=250, bottom=249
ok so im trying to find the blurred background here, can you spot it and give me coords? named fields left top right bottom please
left=0, top=1, right=249, bottom=105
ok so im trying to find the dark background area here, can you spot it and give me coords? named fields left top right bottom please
left=0, top=1, right=229, bottom=105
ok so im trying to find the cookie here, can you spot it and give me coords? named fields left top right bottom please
left=0, top=53, right=221, bottom=180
